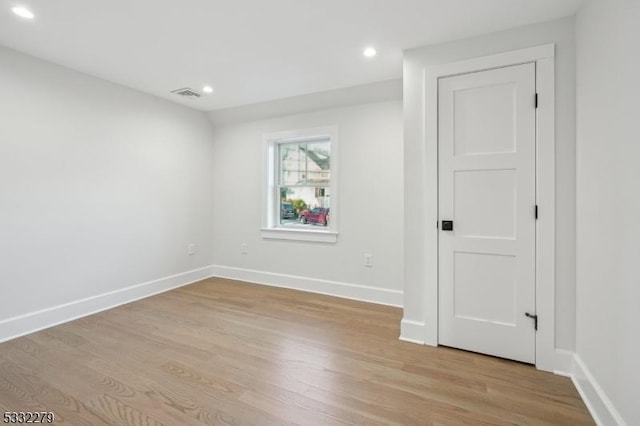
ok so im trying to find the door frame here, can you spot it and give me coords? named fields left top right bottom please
left=423, top=44, right=560, bottom=371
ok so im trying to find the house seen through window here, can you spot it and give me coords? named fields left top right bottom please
left=278, top=139, right=331, bottom=227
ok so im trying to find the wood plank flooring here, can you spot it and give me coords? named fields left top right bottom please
left=0, top=278, right=594, bottom=425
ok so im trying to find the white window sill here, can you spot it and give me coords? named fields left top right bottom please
left=261, top=227, right=338, bottom=243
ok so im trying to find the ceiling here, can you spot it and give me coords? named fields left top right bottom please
left=0, top=0, right=584, bottom=111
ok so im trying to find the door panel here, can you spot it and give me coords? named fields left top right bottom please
left=453, top=251, right=516, bottom=325
left=453, top=84, right=516, bottom=156
left=438, top=63, right=536, bottom=364
left=453, top=169, right=516, bottom=238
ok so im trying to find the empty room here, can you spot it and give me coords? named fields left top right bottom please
left=0, top=0, right=637, bottom=425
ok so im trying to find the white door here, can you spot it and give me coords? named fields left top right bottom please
left=438, top=63, right=537, bottom=364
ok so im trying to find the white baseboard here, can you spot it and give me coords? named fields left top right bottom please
left=399, top=318, right=426, bottom=344
left=211, top=265, right=403, bottom=307
left=571, top=354, right=626, bottom=426
left=550, top=348, right=574, bottom=376
left=0, top=265, right=214, bottom=344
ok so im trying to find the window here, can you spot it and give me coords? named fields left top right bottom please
left=262, top=126, right=338, bottom=243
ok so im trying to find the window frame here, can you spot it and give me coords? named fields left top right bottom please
left=261, top=126, right=338, bottom=243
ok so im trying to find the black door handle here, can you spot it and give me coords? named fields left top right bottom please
left=441, top=220, right=453, bottom=231
left=525, top=312, right=538, bottom=330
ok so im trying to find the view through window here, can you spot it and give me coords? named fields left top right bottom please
left=278, top=138, right=330, bottom=227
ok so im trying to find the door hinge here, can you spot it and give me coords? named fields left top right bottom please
left=535, top=205, right=538, bottom=219
left=525, top=312, right=538, bottom=330
left=535, top=93, right=538, bottom=108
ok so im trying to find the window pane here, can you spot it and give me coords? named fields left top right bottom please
left=279, top=186, right=330, bottom=227
left=279, top=140, right=330, bottom=186
left=276, top=137, right=331, bottom=229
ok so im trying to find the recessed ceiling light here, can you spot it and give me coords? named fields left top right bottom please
left=202, top=86, right=214, bottom=94
left=11, top=6, right=35, bottom=19
left=363, top=47, right=377, bottom=58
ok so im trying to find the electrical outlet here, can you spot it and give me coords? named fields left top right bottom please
left=241, top=243, right=248, bottom=254
left=188, top=243, right=196, bottom=255
left=364, top=253, right=373, bottom=267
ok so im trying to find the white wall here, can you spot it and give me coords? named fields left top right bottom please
left=0, top=46, right=215, bottom=340
left=403, top=17, right=577, bottom=352
left=209, top=79, right=402, bottom=127
left=575, top=1, right=640, bottom=424
left=209, top=100, right=404, bottom=305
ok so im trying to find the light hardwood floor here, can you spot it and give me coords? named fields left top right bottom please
left=0, top=278, right=593, bottom=425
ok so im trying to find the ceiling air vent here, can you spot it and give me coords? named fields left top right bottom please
left=171, top=87, right=202, bottom=98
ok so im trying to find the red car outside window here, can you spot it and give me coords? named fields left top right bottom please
left=300, top=207, right=330, bottom=226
